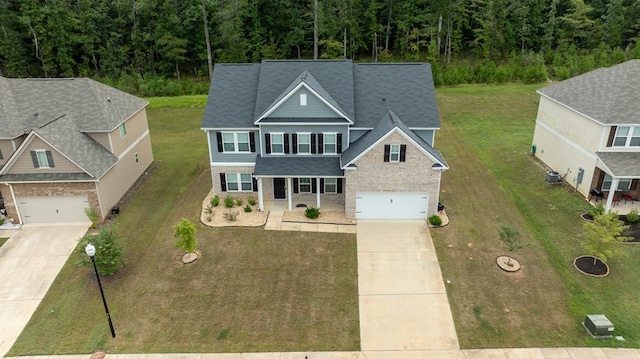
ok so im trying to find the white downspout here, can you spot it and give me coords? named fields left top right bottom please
left=287, top=177, right=292, bottom=211
left=316, top=177, right=321, bottom=209
left=604, top=177, right=619, bottom=213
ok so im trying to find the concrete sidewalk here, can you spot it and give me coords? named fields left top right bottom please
left=264, top=211, right=356, bottom=233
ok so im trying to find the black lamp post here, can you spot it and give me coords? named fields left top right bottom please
left=85, top=243, right=116, bottom=338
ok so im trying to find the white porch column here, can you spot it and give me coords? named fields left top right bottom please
left=316, top=177, right=321, bottom=208
left=604, top=177, right=619, bottom=213
left=287, top=177, right=293, bottom=211
left=257, top=177, right=264, bottom=211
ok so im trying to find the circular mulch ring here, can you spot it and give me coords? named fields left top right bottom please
left=182, top=252, right=199, bottom=264
left=580, top=213, right=594, bottom=222
left=496, top=255, right=521, bottom=272
left=90, top=351, right=106, bottom=359
left=574, top=255, right=609, bottom=277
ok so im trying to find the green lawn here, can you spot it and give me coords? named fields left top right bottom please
left=0, top=237, right=8, bottom=248
left=8, top=102, right=359, bottom=355
left=433, top=84, right=640, bottom=348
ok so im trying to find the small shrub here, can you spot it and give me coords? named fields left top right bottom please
left=0, top=216, right=5, bottom=226
left=224, top=195, right=235, bottom=208
left=428, top=215, right=442, bottom=226
left=76, top=225, right=125, bottom=276
left=174, top=218, right=197, bottom=253
left=205, top=214, right=212, bottom=222
left=236, top=198, right=243, bottom=206
left=627, top=208, right=639, bottom=223
left=204, top=205, right=213, bottom=214
left=305, top=207, right=320, bottom=219
left=224, top=210, right=239, bottom=221
left=247, top=196, right=256, bottom=206
left=84, top=207, right=99, bottom=229
left=244, top=204, right=252, bottom=213
left=588, top=203, right=605, bottom=218
left=210, top=195, right=220, bottom=207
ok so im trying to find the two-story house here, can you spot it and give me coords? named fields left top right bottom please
left=201, top=60, right=448, bottom=220
left=531, top=59, right=640, bottom=212
left=0, top=77, right=154, bottom=224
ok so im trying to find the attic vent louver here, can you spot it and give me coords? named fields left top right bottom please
left=34, top=112, right=38, bottom=117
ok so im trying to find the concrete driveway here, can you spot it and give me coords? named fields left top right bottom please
left=0, top=223, right=89, bottom=356
left=357, top=220, right=459, bottom=354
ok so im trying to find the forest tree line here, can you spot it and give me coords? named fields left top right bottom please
left=1, top=0, right=639, bottom=95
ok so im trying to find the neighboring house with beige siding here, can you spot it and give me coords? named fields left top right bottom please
left=201, top=60, right=448, bottom=219
left=531, top=60, right=640, bottom=212
left=0, top=77, right=154, bottom=224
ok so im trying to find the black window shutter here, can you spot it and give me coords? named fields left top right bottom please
left=400, top=145, right=407, bottom=162
left=249, top=132, right=256, bottom=152
left=30, top=151, right=39, bottom=168
left=337, top=133, right=342, bottom=153
left=265, top=133, right=271, bottom=154
left=384, top=145, right=391, bottom=162
left=292, top=134, right=298, bottom=154
left=284, top=134, right=290, bottom=153
left=252, top=177, right=258, bottom=192
left=311, top=134, right=317, bottom=153
left=293, top=178, right=299, bottom=193
left=216, top=132, right=223, bottom=152
left=312, top=178, right=317, bottom=193
left=318, top=134, right=324, bottom=154
left=220, top=173, right=227, bottom=191
left=0, top=148, right=3, bottom=160
left=607, top=126, right=617, bottom=147
left=320, top=178, right=325, bottom=193
left=337, top=178, right=343, bottom=193
left=45, top=151, right=55, bottom=167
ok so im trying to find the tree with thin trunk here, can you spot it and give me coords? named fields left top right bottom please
left=313, top=0, right=318, bottom=59
left=583, top=212, right=630, bottom=266
left=498, top=224, right=530, bottom=266
left=202, top=0, right=213, bottom=80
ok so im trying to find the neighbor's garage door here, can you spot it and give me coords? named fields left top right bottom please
left=356, top=192, right=429, bottom=219
left=17, top=196, right=89, bottom=223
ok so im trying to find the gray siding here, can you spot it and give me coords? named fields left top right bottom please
left=208, top=130, right=259, bottom=163
left=260, top=124, right=348, bottom=157
left=349, top=129, right=370, bottom=143
left=412, top=130, right=435, bottom=146
left=268, top=88, right=338, bottom=118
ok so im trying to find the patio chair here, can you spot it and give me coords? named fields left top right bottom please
left=622, top=192, right=636, bottom=203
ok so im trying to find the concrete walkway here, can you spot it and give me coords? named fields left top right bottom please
left=0, top=224, right=89, bottom=357
left=264, top=211, right=356, bottom=233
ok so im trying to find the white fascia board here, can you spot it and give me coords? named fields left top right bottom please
left=201, top=127, right=257, bottom=131
left=211, top=162, right=256, bottom=167
left=255, top=82, right=353, bottom=124
left=252, top=174, right=345, bottom=178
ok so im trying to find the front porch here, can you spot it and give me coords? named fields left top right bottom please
left=590, top=196, right=640, bottom=215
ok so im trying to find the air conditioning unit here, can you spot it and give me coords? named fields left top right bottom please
left=583, top=314, right=614, bottom=337
left=546, top=171, right=560, bottom=183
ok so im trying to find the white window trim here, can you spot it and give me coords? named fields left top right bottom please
left=602, top=174, right=632, bottom=191
left=119, top=123, right=127, bottom=138
left=270, top=132, right=285, bottom=154
left=222, top=131, right=251, bottom=153
left=613, top=126, right=640, bottom=147
left=35, top=149, right=50, bottom=169
left=300, top=93, right=307, bottom=106
left=226, top=173, right=253, bottom=192
left=324, top=178, right=337, bottom=193
left=390, top=144, right=400, bottom=162
left=299, top=177, right=312, bottom=193
left=323, top=132, right=337, bottom=154
left=297, top=132, right=311, bottom=154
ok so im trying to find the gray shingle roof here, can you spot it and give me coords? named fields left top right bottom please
left=0, top=172, right=94, bottom=181
left=203, top=60, right=441, bottom=129
left=253, top=155, right=344, bottom=177
left=0, top=77, right=147, bottom=137
left=341, top=110, right=448, bottom=169
left=538, top=60, right=640, bottom=125
left=596, top=152, right=640, bottom=177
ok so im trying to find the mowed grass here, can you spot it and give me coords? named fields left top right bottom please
left=433, top=84, right=640, bottom=348
left=8, top=100, right=359, bottom=355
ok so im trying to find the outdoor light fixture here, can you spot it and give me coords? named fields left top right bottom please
left=85, top=243, right=116, bottom=338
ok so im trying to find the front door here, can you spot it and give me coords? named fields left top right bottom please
left=273, top=178, right=286, bottom=199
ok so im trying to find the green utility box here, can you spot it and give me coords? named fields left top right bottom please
left=584, top=314, right=614, bottom=337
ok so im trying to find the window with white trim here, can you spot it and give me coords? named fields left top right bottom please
left=298, top=133, right=311, bottom=154
left=227, top=173, right=253, bottom=191
left=324, top=178, right=337, bottom=193
left=602, top=174, right=631, bottom=191
left=119, top=123, right=127, bottom=138
left=271, top=133, right=284, bottom=154
left=323, top=133, right=337, bottom=154
left=299, top=178, right=311, bottom=193
left=300, top=93, right=307, bottom=106
left=36, top=150, right=51, bottom=168
left=613, top=126, right=640, bottom=147
left=390, top=144, right=400, bottom=162
left=222, top=132, right=250, bottom=152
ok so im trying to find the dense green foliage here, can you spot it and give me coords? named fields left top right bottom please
left=428, top=215, right=442, bottom=226
left=174, top=218, right=197, bottom=253
left=76, top=226, right=125, bottom=276
left=2, top=0, right=640, bottom=95
left=583, top=212, right=631, bottom=264
left=305, top=207, right=320, bottom=219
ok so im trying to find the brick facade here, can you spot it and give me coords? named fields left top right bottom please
left=210, top=165, right=256, bottom=195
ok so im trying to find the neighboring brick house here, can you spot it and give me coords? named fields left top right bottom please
left=201, top=60, right=448, bottom=219
left=0, top=77, right=154, bottom=224
left=531, top=60, right=640, bottom=212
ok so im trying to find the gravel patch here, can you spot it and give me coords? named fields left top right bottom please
left=200, top=190, right=268, bottom=227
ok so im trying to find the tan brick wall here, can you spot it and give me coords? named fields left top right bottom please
left=344, top=131, right=443, bottom=218
left=210, top=166, right=256, bottom=195
left=4, top=182, right=99, bottom=224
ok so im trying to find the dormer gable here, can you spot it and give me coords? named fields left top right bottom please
left=255, top=70, right=353, bottom=124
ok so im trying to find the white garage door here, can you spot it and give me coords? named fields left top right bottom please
left=356, top=192, right=429, bottom=219
left=17, top=196, right=90, bottom=223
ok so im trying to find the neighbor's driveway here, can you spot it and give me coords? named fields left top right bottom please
left=357, top=220, right=459, bottom=355
left=0, top=224, right=89, bottom=356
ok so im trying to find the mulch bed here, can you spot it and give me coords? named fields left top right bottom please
left=574, top=255, right=609, bottom=276
left=581, top=213, right=640, bottom=243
